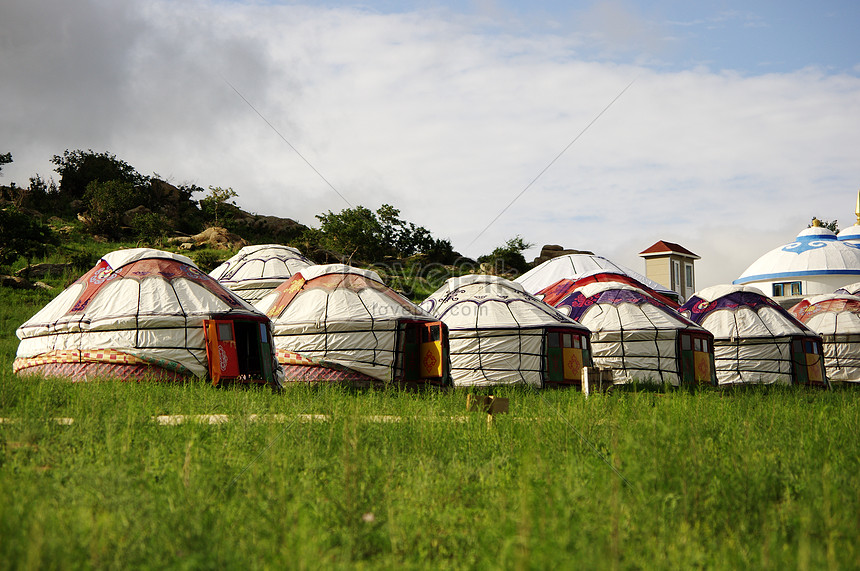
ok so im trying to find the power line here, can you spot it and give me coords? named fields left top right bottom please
left=221, top=75, right=352, bottom=207
left=467, top=78, right=637, bottom=250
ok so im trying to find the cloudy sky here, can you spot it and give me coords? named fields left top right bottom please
left=2, top=0, right=859, bottom=288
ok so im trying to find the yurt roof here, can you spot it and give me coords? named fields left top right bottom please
left=553, top=281, right=699, bottom=331
left=104, top=247, right=195, bottom=268
left=835, top=281, right=860, bottom=295
left=538, top=271, right=681, bottom=309
left=16, top=248, right=261, bottom=377
left=421, top=274, right=587, bottom=331
left=209, top=244, right=312, bottom=286
left=680, top=284, right=814, bottom=338
left=788, top=293, right=860, bottom=335
left=734, top=225, right=860, bottom=285
left=18, top=248, right=257, bottom=329
left=255, top=263, right=431, bottom=324
left=516, top=253, right=673, bottom=297
left=837, top=224, right=860, bottom=241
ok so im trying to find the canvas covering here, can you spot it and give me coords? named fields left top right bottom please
left=421, top=275, right=590, bottom=387
left=255, top=264, right=438, bottom=382
left=548, top=281, right=712, bottom=386
left=681, top=284, right=822, bottom=385
left=516, top=254, right=675, bottom=297
left=735, top=226, right=860, bottom=285
left=209, top=244, right=313, bottom=302
left=16, top=248, right=274, bottom=380
left=789, top=293, right=860, bottom=383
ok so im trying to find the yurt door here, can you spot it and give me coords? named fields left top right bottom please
left=679, top=332, right=716, bottom=385
left=204, top=319, right=240, bottom=386
left=545, top=329, right=589, bottom=386
left=419, top=322, right=444, bottom=378
left=791, top=337, right=827, bottom=386
left=398, top=321, right=446, bottom=382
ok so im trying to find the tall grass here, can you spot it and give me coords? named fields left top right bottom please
left=2, top=289, right=859, bottom=569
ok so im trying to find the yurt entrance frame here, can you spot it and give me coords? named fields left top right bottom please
left=204, top=314, right=276, bottom=387
left=790, top=335, right=827, bottom=386
left=544, top=327, right=591, bottom=387
left=677, top=330, right=718, bottom=386
left=394, top=320, right=449, bottom=385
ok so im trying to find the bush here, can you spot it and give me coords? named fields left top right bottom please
left=0, top=205, right=56, bottom=269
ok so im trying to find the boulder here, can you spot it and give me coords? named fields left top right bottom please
left=169, top=226, right=248, bottom=250
left=531, top=244, right=594, bottom=266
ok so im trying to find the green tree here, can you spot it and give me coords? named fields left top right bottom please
left=315, top=203, right=449, bottom=262
left=0, top=205, right=56, bottom=268
left=478, top=235, right=534, bottom=275
left=51, top=149, right=146, bottom=204
left=0, top=152, right=11, bottom=177
left=200, top=186, right=238, bottom=227
left=83, top=179, right=142, bottom=238
left=131, top=212, right=169, bottom=245
left=316, top=205, right=386, bottom=261
left=809, top=217, right=838, bottom=233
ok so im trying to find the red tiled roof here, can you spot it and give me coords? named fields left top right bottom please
left=639, top=240, right=699, bottom=259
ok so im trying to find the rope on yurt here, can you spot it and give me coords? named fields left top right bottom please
left=134, top=279, right=142, bottom=350
left=755, top=303, right=797, bottom=382
left=353, top=284, right=382, bottom=372
left=609, top=302, right=631, bottom=382
left=321, top=286, right=331, bottom=361
left=504, top=298, right=530, bottom=385
left=167, top=276, right=206, bottom=372
left=730, top=310, right=742, bottom=382
left=638, top=302, right=670, bottom=384
left=830, top=314, right=841, bottom=372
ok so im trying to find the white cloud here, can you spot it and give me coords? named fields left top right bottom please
left=2, top=0, right=859, bottom=291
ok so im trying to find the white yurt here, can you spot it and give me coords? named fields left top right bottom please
left=255, top=264, right=449, bottom=385
left=680, top=284, right=827, bottom=386
left=734, top=221, right=860, bottom=301
left=516, top=253, right=676, bottom=301
left=420, top=275, right=592, bottom=387
left=834, top=282, right=860, bottom=295
left=788, top=294, right=860, bottom=384
left=209, top=244, right=313, bottom=302
left=15, top=248, right=282, bottom=387
left=546, top=281, right=717, bottom=386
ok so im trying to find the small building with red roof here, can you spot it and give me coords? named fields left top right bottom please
left=639, top=241, right=700, bottom=302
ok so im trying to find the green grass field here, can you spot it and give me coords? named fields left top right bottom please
left=2, top=286, right=859, bottom=570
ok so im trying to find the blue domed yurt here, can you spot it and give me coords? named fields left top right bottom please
left=734, top=220, right=860, bottom=302
left=421, top=275, right=592, bottom=388
left=545, top=280, right=716, bottom=387
left=788, top=294, right=860, bottom=385
left=681, top=285, right=827, bottom=387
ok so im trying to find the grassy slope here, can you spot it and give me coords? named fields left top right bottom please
left=1, top=253, right=859, bottom=569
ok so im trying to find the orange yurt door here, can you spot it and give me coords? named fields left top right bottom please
left=204, top=319, right=240, bottom=386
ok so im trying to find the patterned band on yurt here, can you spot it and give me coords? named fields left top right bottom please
left=542, top=280, right=717, bottom=387
left=421, top=275, right=592, bottom=388
left=255, top=264, right=450, bottom=386
left=15, top=248, right=283, bottom=387
left=539, top=271, right=681, bottom=309
left=209, top=244, right=314, bottom=302
left=516, top=253, right=679, bottom=302
left=680, top=284, right=827, bottom=387
left=788, top=294, right=860, bottom=384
